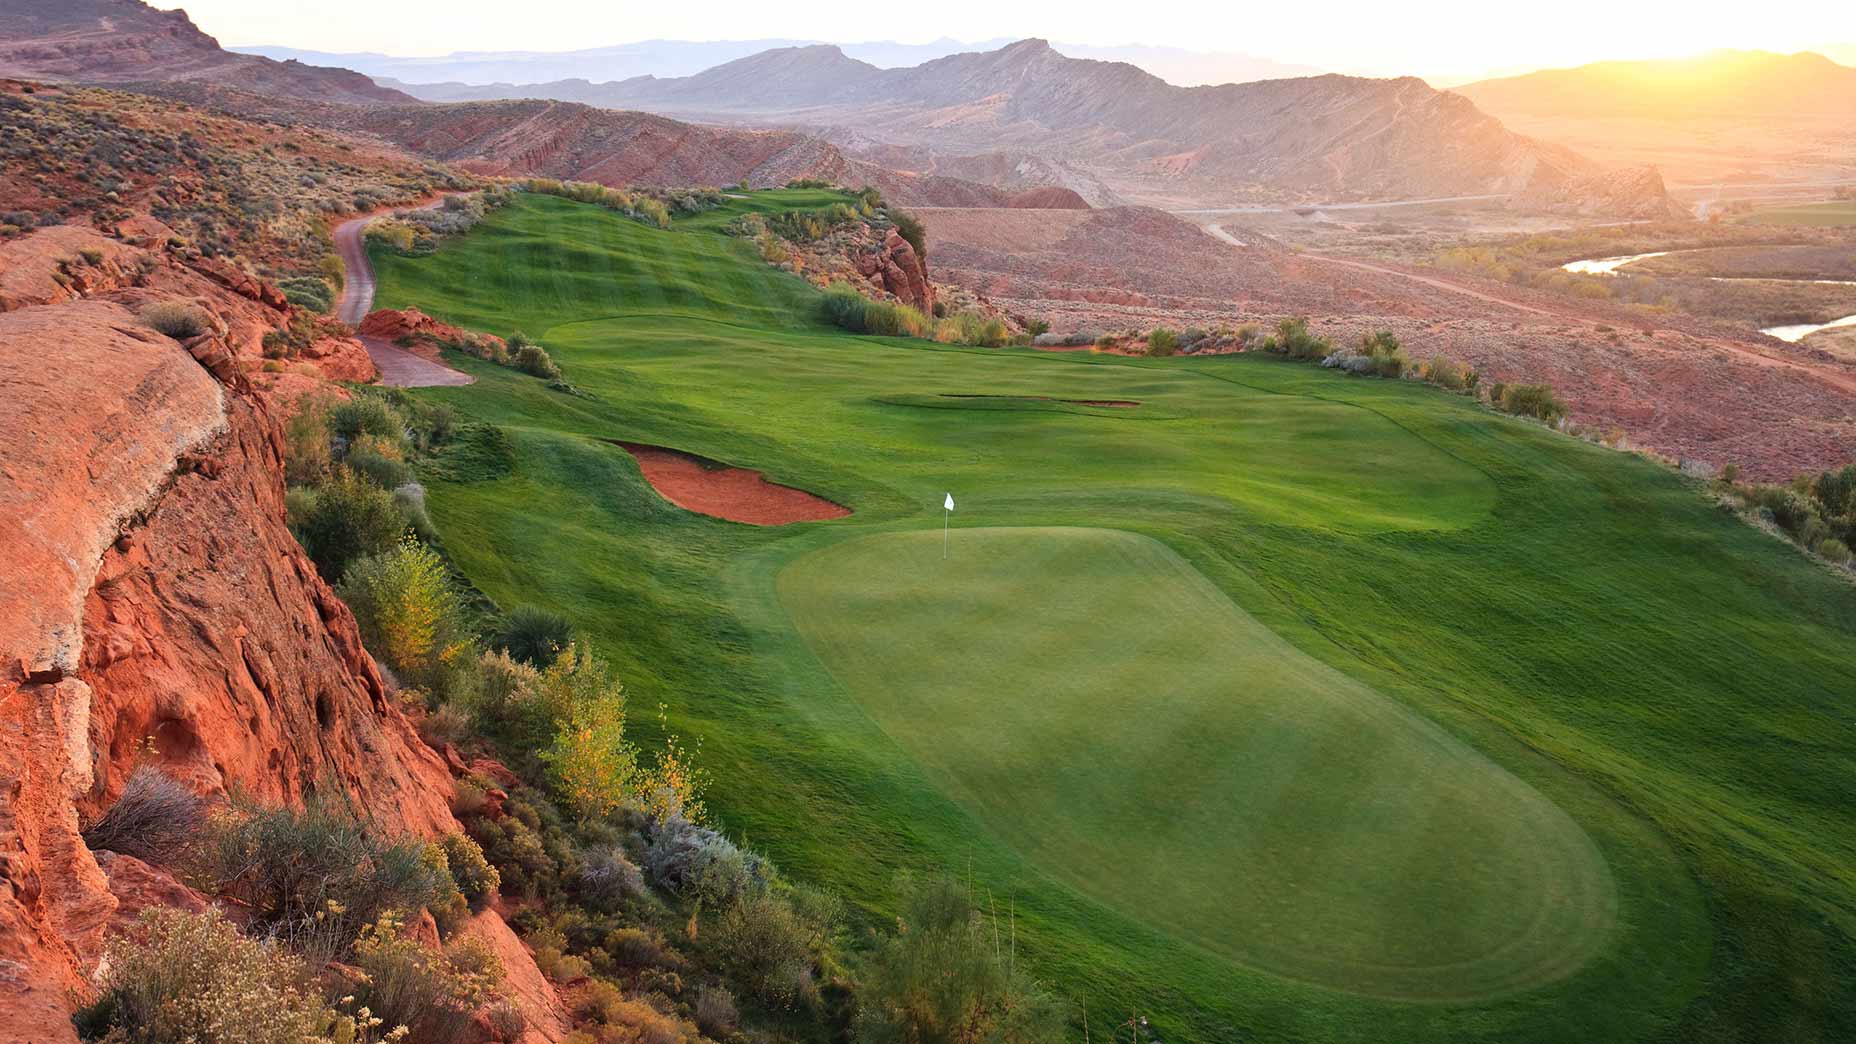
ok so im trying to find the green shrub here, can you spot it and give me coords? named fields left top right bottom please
left=140, top=301, right=210, bottom=340
left=1265, top=317, right=1331, bottom=361
left=329, top=395, right=407, bottom=444
left=81, top=764, right=205, bottom=863
left=295, top=468, right=405, bottom=580
left=1147, top=328, right=1179, bottom=357
left=1815, top=538, right=1852, bottom=565
left=855, top=875, right=1071, bottom=1044
left=714, top=890, right=828, bottom=1008
left=74, top=907, right=332, bottom=1044
left=496, top=605, right=577, bottom=667
left=347, top=446, right=415, bottom=490
left=201, top=795, right=450, bottom=951
left=512, top=343, right=562, bottom=380
left=1495, top=382, right=1568, bottom=424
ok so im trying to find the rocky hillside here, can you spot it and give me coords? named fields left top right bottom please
left=409, top=38, right=1663, bottom=212
left=0, top=0, right=415, bottom=105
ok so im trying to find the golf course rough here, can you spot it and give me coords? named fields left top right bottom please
left=778, top=526, right=1617, bottom=1001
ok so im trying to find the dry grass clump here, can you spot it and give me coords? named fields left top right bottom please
left=81, top=764, right=206, bottom=863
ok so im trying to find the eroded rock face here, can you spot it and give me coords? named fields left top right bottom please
left=0, top=274, right=557, bottom=1041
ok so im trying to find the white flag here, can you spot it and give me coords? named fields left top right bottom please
left=944, top=493, right=955, bottom=511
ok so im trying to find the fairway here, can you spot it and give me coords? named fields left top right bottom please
left=779, top=526, right=1614, bottom=1000
left=371, top=190, right=1856, bottom=1043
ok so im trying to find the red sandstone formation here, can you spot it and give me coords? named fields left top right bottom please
left=853, top=229, right=935, bottom=315
left=0, top=230, right=562, bottom=1042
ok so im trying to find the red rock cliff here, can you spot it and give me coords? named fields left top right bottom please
left=0, top=233, right=561, bottom=1041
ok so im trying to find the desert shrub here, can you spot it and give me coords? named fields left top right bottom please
left=351, top=915, right=501, bottom=1044
left=496, top=605, right=577, bottom=667
left=889, top=209, right=927, bottom=258
left=347, top=446, right=415, bottom=490
left=1356, top=330, right=1409, bottom=377
left=1419, top=355, right=1477, bottom=391
left=635, top=728, right=710, bottom=825
left=513, top=343, right=563, bottom=380
left=140, top=301, right=210, bottom=340
left=822, top=283, right=928, bottom=338
left=1264, top=317, right=1331, bottom=361
left=440, top=832, right=500, bottom=909
left=201, top=795, right=449, bottom=950
left=935, top=311, right=1009, bottom=347
left=695, top=986, right=740, bottom=1037
left=1147, top=328, right=1179, bottom=356
left=294, top=468, right=405, bottom=580
left=577, top=846, right=647, bottom=912
left=81, top=764, right=205, bottom=863
left=339, top=537, right=467, bottom=684
left=393, top=482, right=436, bottom=541
left=643, top=814, right=769, bottom=905
left=73, top=907, right=331, bottom=1044
left=1495, top=382, right=1568, bottom=424
left=713, top=891, right=825, bottom=1008
left=855, top=875, right=1072, bottom=1044
left=330, top=395, right=408, bottom=444
left=278, top=275, right=333, bottom=313
left=485, top=1000, right=529, bottom=1043
left=1816, top=538, right=1852, bottom=565
left=283, top=397, right=334, bottom=485
left=466, top=805, right=561, bottom=900
left=420, top=702, right=472, bottom=748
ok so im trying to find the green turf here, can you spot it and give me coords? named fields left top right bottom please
left=779, top=526, right=1615, bottom=1001
left=1734, top=200, right=1856, bottom=227
left=372, top=190, right=1856, bottom=1043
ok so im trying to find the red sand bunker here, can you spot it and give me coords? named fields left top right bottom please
left=612, top=442, right=850, bottom=525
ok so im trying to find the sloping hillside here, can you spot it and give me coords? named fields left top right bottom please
left=0, top=0, right=415, bottom=105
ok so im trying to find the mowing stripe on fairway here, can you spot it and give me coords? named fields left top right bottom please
left=778, top=526, right=1617, bottom=1001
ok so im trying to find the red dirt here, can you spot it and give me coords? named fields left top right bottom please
left=613, top=442, right=849, bottom=525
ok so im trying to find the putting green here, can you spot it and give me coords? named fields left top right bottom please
left=779, top=526, right=1617, bottom=1001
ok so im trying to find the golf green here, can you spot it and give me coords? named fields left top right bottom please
left=778, top=526, right=1615, bottom=1000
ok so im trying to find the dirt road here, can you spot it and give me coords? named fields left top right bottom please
left=331, top=199, right=474, bottom=388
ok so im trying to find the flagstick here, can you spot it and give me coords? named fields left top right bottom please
left=944, top=504, right=950, bottom=559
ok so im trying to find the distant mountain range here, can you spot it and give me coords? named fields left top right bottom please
left=402, top=39, right=1636, bottom=209
left=236, top=39, right=1322, bottom=89
left=0, top=1, right=1683, bottom=215
left=1456, top=49, right=1856, bottom=119
left=0, top=0, right=413, bottom=105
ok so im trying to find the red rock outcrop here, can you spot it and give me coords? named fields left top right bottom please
left=1005, top=186, right=1091, bottom=210
left=361, top=307, right=506, bottom=361
left=303, top=334, right=382, bottom=383
left=853, top=229, right=934, bottom=315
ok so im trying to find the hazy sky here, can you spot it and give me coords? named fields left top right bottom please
left=153, top=0, right=1856, bottom=81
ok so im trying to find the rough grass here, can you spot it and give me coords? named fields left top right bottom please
left=1734, top=201, right=1856, bottom=227
left=372, top=192, right=1856, bottom=1043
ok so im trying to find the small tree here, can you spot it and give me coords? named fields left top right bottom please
left=339, top=537, right=467, bottom=685
left=536, top=647, right=637, bottom=822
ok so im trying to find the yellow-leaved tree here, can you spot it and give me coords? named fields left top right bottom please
left=537, top=645, right=638, bottom=822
